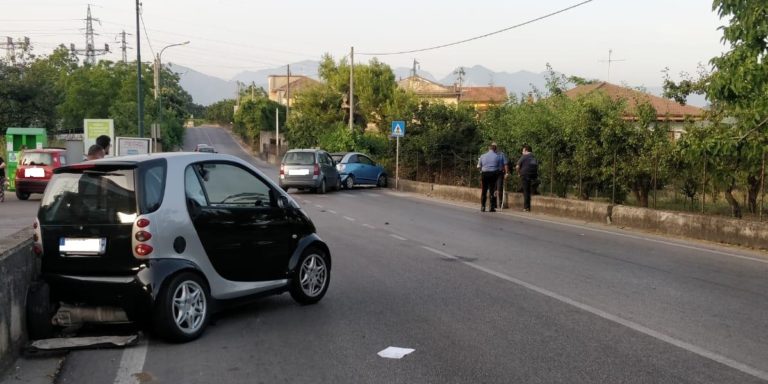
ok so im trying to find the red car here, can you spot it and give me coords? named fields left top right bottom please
left=14, top=148, right=68, bottom=200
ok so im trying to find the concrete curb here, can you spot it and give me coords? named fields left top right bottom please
left=394, top=179, right=768, bottom=250
left=0, top=228, right=36, bottom=376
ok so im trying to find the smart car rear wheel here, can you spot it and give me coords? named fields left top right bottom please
left=153, top=272, right=210, bottom=342
left=377, top=174, right=388, bottom=188
left=289, top=247, right=330, bottom=305
left=16, top=190, right=30, bottom=200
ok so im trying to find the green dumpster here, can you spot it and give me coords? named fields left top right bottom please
left=5, top=128, right=48, bottom=191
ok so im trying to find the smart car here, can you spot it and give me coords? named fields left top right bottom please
left=31, top=153, right=331, bottom=342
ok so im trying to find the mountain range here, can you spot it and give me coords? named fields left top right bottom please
left=170, top=61, right=706, bottom=108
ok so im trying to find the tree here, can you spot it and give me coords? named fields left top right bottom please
left=663, top=1, right=768, bottom=217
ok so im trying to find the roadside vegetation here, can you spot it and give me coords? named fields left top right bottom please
left=0, top=46, right=198, bottom=149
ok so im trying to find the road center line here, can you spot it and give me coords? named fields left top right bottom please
left=314, top=204, right=324, bottom=209
left=327, top=210, right=337, bottom=215
left=421, top=246, right=458, bottom=260
left=390, top=234, right=407, bottom=241
left=363, top=224, right=376, bottom=229
left=344, top=216, right=356, bottom=221
left=424, top=245, right=768, bottom=381
left=113, top=341, right=148, bottom=384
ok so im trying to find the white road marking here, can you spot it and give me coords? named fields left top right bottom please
left=113, top=341, right=148, bottom=384
left=427, top=247, right=768, bottom=381
left=390, top=234, right=407, bottom=241
left=327, top=210, right=338, bottom=215
left=303, top=200, right=312, bottom=204
left=344, top=216, right=356, bottom=221
left=314, top=204, right=324, bottom=209
left=363, top=224, right=376, bottom=229
left=422, top=246, right=458, bottom=260
left=369, top=193, right=381, bottom=197
left=377, top=346, right=415, bottom=359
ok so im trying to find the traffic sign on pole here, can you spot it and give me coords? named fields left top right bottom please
left=391, top=121, right=405, bottom=137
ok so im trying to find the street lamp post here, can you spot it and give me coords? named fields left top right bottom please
left=154, top=41, right=189, bottom=140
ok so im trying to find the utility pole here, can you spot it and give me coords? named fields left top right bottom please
left=0, top=36, right=29, bottom=65
left=349, top=46, right=354, bottom=131
left=286, top=64, right=291, bottom=122
left=136, top=0, right=144, bottom=137
left=411, top=59, right=419, bottom=77
left=119, top=30, right=132, bottom=63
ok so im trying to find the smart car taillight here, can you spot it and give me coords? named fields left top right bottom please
left=135, top=231, right=152, bottom=242
left=313, top=163, right=320, bottom=176
left=137, top=218, right=150, bottom=228
left=135, top=244, right=153, bottom=256
left=280, top=164, right=285, bottom=175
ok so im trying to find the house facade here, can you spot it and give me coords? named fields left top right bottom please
left=397, top=75, right=508, bottom=111
left=267, top=75, right=322, bottom=106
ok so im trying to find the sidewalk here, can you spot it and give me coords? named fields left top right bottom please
left=0, top=356, right=63, bottom=384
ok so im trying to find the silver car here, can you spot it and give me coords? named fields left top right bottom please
left=31, top=153, right=331, bottom=342
left=279, top=149, right=341, bottom=193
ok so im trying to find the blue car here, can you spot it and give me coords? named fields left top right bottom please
left=331, top=152, right=388, bottom=189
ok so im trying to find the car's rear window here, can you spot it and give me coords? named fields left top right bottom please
left=283, top=152, right=315, bottom=165
left=21, top=152, right=52, bottom=166
left=39, top=169, right=137, bottom=225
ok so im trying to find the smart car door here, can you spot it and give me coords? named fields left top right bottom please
left=185, top=162, right=295, bottom=282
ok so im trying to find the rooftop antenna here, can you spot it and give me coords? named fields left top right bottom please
left=411, top=59, right=420, bottom=77
left=598, top=49, right=625, bottom=83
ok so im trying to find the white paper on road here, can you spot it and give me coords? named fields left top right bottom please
left=377, top=346, right=415, bottom=359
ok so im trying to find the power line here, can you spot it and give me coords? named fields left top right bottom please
left=139, top=7, right=155, bottom=58
left=358, top=0, right=594, bottom=56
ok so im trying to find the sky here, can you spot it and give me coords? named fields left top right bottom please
left=4, top=0, right=727, bottom=87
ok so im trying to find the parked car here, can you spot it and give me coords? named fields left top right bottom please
left=30, top=153, right=332, bottom=342
left=194, top=144, right=216, bottom=153
left=280, top=149, right=340, bottom=193
left=331, top=152, right=387, bottom=189
left=14, top=148, right=68, bottom=200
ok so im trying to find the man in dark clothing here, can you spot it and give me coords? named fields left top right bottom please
left=0, top=155, right=6, bottom=202
left=516, top=144, right=538, bottom=212
left=96, top=135, right=111, bottom=156
left=477, top=142, right=507, bottom=212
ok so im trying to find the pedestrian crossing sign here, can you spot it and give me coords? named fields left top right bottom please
left=391, top=121, right=405, bottom=137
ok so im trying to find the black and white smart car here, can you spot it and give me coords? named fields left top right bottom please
left=31, top=153, right=331, bottom=342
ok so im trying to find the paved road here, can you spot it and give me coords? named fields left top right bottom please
left=0, top=189, right=41, bottom=238
left=19, top=127, right=768, bottom=383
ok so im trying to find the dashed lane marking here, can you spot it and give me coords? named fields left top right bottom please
left=390, top=234, right=408, bottom=241
left=344, top=216, right=356, bottom=221
left=363, top=224, right=376, bottom=229
left=327, top=210, right=338, bottom=214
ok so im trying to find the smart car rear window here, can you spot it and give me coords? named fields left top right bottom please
left=283, top=152, right=315, bottom=165
left=39, top=169, right=137, bottom=225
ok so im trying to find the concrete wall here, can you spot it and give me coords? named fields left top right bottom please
left=0, top=228, right=35, bottom=373
left=395, top=179, right=768, bottom=250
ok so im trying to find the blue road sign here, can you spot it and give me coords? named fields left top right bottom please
left=391, top=121, right=405, bottom=137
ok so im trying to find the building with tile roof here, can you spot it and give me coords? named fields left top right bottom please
left=564, top=82, right=705, bottom=139
left=397, top=75, right=508, bottom=111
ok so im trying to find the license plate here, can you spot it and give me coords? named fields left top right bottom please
left=288, top=169, right=310, bottom=176
left=24, top=168, right=44, bottom=177
left=59, top=238, right=106, bottom=255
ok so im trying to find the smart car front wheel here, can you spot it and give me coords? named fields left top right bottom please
left=289, top=247, right=330, bottom=305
